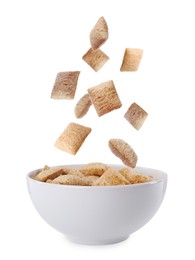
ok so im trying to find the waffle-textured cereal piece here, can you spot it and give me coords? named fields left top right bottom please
left=90, top=16, right=108, bottom=50
left=80, top=162, right=108, bottom=176
left=88, top=80, right=122, bottom=117
left=82, top=48, right=109, bottom=72
left=120, top=48, right=143, bottom=71
left=119, top=167, right=152, bottom=184
left=51, top=175, right=86, bottom=185
left=55, top=122, right=92, bottom=155
left=51, top=71, right=80, bottom=99
left=109, top=139, right=138, bottom=168
left=74, top=94, right=92, bottom=119
left=83, top=175, right=100, bottom=186
left=35, top=168, right=64, bottom=182
left=124, top=102, right=148, bottom=130
left=94, top=167, right=129, bottom=186
left=62, top=168, right=84, bottom=178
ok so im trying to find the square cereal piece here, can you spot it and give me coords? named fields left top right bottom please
left=55, top=122, right=91, bottom=155
left=90, top=16, right=108, bottom=50
left=120, top=48, right=143, bottom=72
left=87, top=80, right=122, bottom=117
left=82, top=48, right=109, bottom=72
left=94, top=167, right=129, bottom=186
left=124, top=102, right=148, bottom=130
left=83, top=175, right=100, bottom=186
left=51, top=175, right=86, bottom=186
left=119, top=167, right=152, bottom=184
left=51, top=71, right=80, bottom=99
left=34, top=168, right=64, bottom=182
left=80, top=162, right=108, bottom=176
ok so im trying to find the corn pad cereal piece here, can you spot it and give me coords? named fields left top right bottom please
left=90, top=16, right=108, bottom=50
left=94, top=167, right=129, bottom=186
left=51, top=71, right=80, bottom=99
left=35, top=168, right=64, bottom=182
left=109, top=139, right=138, bottom=168
left=74, top=94, right=92, bottom=119
left=88, top=80, right=122, bottom=117
left=80, top=162, right=108, bottom=176
left=120, top=48, right=143, bottom=72
left=61, top=168, right=84, bottom=178
left=51, top=175, right=86, bottom=185
left=82, top=48, right=109, bottom=72
left=55, top=122, right=92, bottom=155
left=124, top=102, right=148, bottom=130
left=119, top=167, right=152, bottom=184
left=83, top=175, right=100, bottom=186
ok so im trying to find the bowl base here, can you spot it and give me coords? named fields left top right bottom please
left=66, top=235, right=130, bottom=245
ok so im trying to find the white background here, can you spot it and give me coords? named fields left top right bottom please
left=0, top=0, right=195, bottom=259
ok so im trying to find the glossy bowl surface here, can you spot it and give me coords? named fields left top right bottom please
left=27, top=165, right=167, bottom=245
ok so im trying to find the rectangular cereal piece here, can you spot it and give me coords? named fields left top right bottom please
left=90, top=16, right=108, bottom=50
left=82, top=48, right=109, bottom=72
left=51, top=175, right=86, bottom=185
left=124, top=102, right=148, bottom=130
left=55, top=122, right=91, bottom=155
left=35, top=168, right=64, bottom=182
left=109, top=139, right=138, bottom=168
left=119, top=167, right=152, bottom=184
left=74, top=93, right=92, bottom=119
left=94, top=167, right=129, bottom=186
left=120, top=48, right=143, bottom=72
left=51, top=71, right=80, bottom=99
left=83, top=175, right=100, bottom=186
left=62, top=167, right=85, bottom=178
left=80, top=162, right=108, bottom=176
left=87, top=80, right=122, bottom=117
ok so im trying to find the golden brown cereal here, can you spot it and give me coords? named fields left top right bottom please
left=124, top=102, right=148, bottom=130
left=88, top=80, right=122, bottom=117
left=55, top=122, right=92, bottom=155
left=82, top=48, right=109, bottom=72
left=51, top=175, right=86, bottom=185
left=51, top=71, right=80, bottom=99
left=46, top=179, right=53, bottom=183
left=120, top=48, right=143, bottom=72
left=74, top=94, right=92, bottom=119
left=62, top=168, right=85, bottom=178
left=35, top=168, right=64, bottom=182
left=43, top=165, right=50, bottom=171
left=83, top=175, right=100, bottom=186
left=109, top=139, right=138, bottom=168
left=80, top=162, right=108, bottom=176
left=119, top=167, right=152, bottom=184
left=90, top=16, right=108, bottom=50
left=94, top=167, right=129, bottom=186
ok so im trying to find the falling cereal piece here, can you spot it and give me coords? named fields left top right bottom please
left=82, top=48, right=109, bottom=72
left=124, top=102, right=148, bottom=130
left=88, top=80, right=122, bottom=117
left=94, top=167, right=129, bottom=186
left=119, top=167, right=152, bottom=184
left=34, top=168, right=64, bottom=182
left=120, top=48, right=143, bottom=72
left=51, top=175, right=86, bottom=185
left=51, top=71, right=80, bottom=99
left=74, top=94, right=92, bottom=119
left=55, top=122, right=92, bottom=155
left=90, top=16, right=108, bottom=50
left=80, top=162, right=108, bottom=176
left=109, top=139, right=138, bottom=168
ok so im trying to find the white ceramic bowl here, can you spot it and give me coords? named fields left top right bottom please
left=27, top=165, right=167, bottom=245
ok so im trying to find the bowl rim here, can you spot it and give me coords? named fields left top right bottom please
left=26, top=164, right=168, bottom=189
